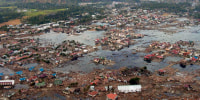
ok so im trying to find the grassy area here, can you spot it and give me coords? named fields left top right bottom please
left=0, top=6, right=17, bottom=9
left=25, top=9, right=67, bottom=17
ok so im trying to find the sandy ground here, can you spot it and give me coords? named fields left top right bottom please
left=0, top=19, right=21, bottom=27
left=0, top=31, right=6, bottom=34
left=162, top=13, right=171, bottom=17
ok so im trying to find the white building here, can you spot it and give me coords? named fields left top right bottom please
left=117, top=85, right=142, bottom=93
left=0, top=80, right=15, bottom=86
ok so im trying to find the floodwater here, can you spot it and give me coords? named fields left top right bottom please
left=0, top=67, right=14, bottom=75
left=33, top=30, right=104, bottom=46
left=172, top=64, right=200, bottom=72
left=54, top=25, right=200, bottom=73
left=92, top=22, right=109, bottom=26
left=28, top=92, right=66, bottom=100
left=136, top=26, right=200, bottom=47
left=14, top=84, right=29, bottom=89
left=22, top=63, right=38, bottom=68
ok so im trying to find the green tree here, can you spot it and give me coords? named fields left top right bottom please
left=129, top=77, right=140, bottom=85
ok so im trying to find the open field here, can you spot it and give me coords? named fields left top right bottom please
left=0, top=8, right=67, bottom=26
left=0, top=6, right=17, bottom=9
left=0, top=19, right=21, bottom=27
left=25, top=9, right=67, bottom=17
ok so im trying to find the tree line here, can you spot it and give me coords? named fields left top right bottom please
left=138, top=2, right=200, bottom=19
left=138, top=2, right=190, bottom=13
left=24, top=6, right=105, bottom=25
left=0, top=8, right=24, bottom=23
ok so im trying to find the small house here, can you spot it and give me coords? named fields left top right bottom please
left=54, top=80, right=63, bottom=86
left=0, top=73, right=4, bottom=76
left=88, top=91, right=98, bottom=97
left=158, top=69, right=166, bottom=76
left=106, top=93, right=118, bottom=100
left=19, top=77, right=26, bottom=82
left=39, top=74, right=47, bottom=78
left=191, top=57, right=198, bottom=62
left=90, top=79, right=100, bottom=85
left=16, top=71, right=23, bottom=75
left=28, top=76, right=37, bottom=82
left=35, top=82, right=46, bottom=88
left=39, top=68, right=44, bottom=72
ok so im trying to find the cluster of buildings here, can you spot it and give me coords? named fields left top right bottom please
left=144, top=40, right=200, bottom=67
left=61, top=67, right=145, bottom=99
left=95, top=29, right=144, bottom=51
left=0, top=38, right=95, bottom=68
left=104, top=7, right=199, bottom=31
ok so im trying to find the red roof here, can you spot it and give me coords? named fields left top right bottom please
left=70, top=53, right=77, bottom=56
left=156, top=56, right=163, bottom=59
left=95, top=39, right=100, bottom=41
left=104, top=37, right=108, bottom=40
left=12, top=41, right=19, bottom=44
left=30, top=39, right=35, bottom=43
left=183, top=52, right=190, bottom=56
left=171, top=50, right=179, bottom=54
left=90, top=79, right=100, bottom=85
left=151, top=54, right=156, bottom=57
left=28, top=76, right=38, bottom=81
left=158, top=69, right=165, bottom=73
left=144, top=56, right=150, bottom=59
left=107, top=93, right=117, bottom=100
left=88, top=91, right=98, bottom=97
left=143, top=16, right=148, bottom=19
left=192, top=57, right=197, bottom=62
left=144, top=54, right=155, bottom=59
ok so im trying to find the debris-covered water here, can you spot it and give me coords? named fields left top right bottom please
left=52, top=25, right=200, bottom=73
